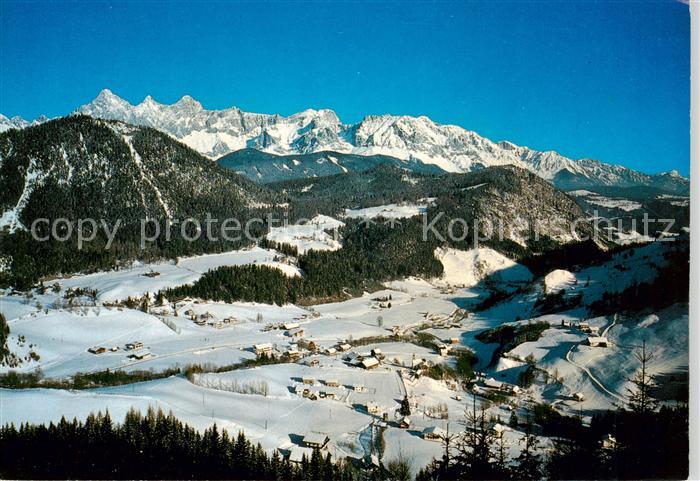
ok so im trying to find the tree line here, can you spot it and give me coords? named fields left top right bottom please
left=0, top=407, right=371, bottom=480
left=163, top=218, right=444, bottom=305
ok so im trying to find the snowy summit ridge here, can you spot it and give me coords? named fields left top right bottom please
left=1, top=89, right=689, bottom=193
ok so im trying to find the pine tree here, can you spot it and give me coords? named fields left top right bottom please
left=399, top=396, right=411, bottom=416
left=513, top=417, right=542, bottom=480
left=508, top=411, right=518, bottom=428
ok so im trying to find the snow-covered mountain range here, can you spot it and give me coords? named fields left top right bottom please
left=2, top=89, right=689, bottom=193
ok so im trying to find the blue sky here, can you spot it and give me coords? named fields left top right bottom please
left=0, top=1, right=690, bottom=175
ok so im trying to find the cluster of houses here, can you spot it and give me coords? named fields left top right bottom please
left=186, top=310, right=236, bottom=328
left=344, top=348, right=384, bottom=370
left=88, top=340, right=148, bottom=355
left=478, top=377, right=522, bottom=396
left=87, top=345, right=119, bottom=355
left=291, top=376, right=360, bottom=401
left=88, top=340, right=152, bottom=360
left=561, top=319, right=608, bottom=348
left=436, top=337, right=460, bottom=356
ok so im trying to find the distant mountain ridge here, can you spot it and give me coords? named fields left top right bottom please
left=217, top=148, right=445, bottom=182
left=1, top=89, right=689, bottom=194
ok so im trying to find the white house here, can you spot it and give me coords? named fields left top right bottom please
left=587, top=336, right=609, bottom=347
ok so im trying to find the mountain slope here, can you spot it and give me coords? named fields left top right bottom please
left=68, top=90, right=689, bottom=193
left=217, top=148, right=444, bottom=182
left=0, top=116, right=277, bottom=231
left=272, top=164, right=595, bottom=255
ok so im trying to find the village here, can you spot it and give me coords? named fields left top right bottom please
left=0, top=239, right=688, bottom=475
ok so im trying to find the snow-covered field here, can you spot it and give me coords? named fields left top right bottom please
left=344, top=200, right=433, bottom=220
left=54, top=246, right=301, bottom=302
left=266, top=215, right=344, bottom=254
left=568, top=190, right=643, bottom=211
left=434, top=247, right=532, bottom=288
left=0, top=240, right=688, bottom=473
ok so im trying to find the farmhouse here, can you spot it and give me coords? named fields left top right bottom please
left=125, top=341, right=144, bottom=351
left=254, top=343, right=273, bottom=355
left=361, top=357, right=380, bottom=370
left=287, top=328, right=304, bottom=338
left=437, top=344, right=450, bottom=356
left=283, top=322, right=300, bottom=330
left=303, top=433, right=329, bottom=449
left=352, top=384, right=366, bottom=392
left=578, top=321, right=591, bottom=333
left=422, top=426, right=447, bottom=441
left=338, top=343, right=351, bottom=351
left=399, top=417, right=411, bottom=429
left=573, top=392, right=585, bottom=401
left=324, top=379, right=340, bottom=387
left=128, top=349, right=152, bottom=360
left=587, top=336, right=609, bottom=347
left=194, top=318, right=206, bottom=326
left=320, top=391, right=337, bottom=400
left=88, top=346, right=107, bottom=355
left=324, top=347, right=337, bottom=356
left=366, top=401, right=381, bottom=414
left=302, top=376, right=316, bottom=385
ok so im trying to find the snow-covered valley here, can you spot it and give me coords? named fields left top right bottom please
left=0, top=234, right=688, bottom=474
